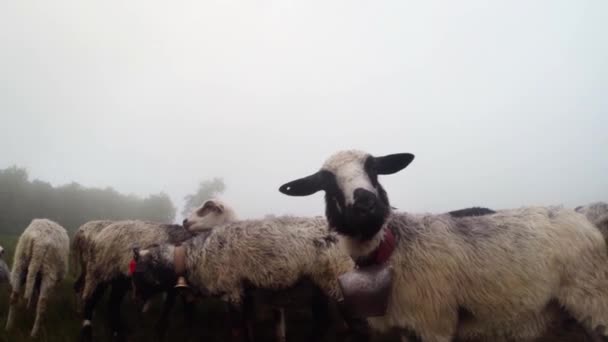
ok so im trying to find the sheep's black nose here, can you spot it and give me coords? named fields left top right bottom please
left=353, top=189, right=377, bottom=214
left=182, top=219, right=187, bottom=225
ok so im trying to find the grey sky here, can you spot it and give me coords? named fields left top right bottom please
left=1, top=0, right=606, bottom=221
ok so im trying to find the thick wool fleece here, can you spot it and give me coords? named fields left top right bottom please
left=177, top=216, right=354, bottom=305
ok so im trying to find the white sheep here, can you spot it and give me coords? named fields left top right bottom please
left=131, top=215, right=363, bottom=342
left=79, top=198, right=236, bottom=341
left=5, top=218, right=70, bottom=338
left=576, top=201, right=608, bottom=240
left=279, top=149, right=608, bottom=342
left=72, top=219, right=114, bottom=304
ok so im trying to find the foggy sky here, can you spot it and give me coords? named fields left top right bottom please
left=1, top=0, right=607, bottom=222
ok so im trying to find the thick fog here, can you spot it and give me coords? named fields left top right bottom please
left=1, top=1, right=606, bottom=222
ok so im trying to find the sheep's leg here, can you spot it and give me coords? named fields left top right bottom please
left=24, top=246, right=46, bottom=307
left=5, top=290, right=19, bottom=331
left=228, top=303, right=251, bottom=342
left=241, top=293, right=256, bottom=342
left=274, top=307, right=287, bottom=342
left=30, top=276, right=54, bottom=338
left=74, top=271, right=85, bottom=296
left=80, top=282, right=108, bottom=342
left=310, top=286, right=331, bottom=341
left=181, top=293, right=196, bottom=329
left=155, top=289, right=177, bottom=341
left=73, top=265, right=87, bottom=314
left=108, top=277, right=130, bottom=341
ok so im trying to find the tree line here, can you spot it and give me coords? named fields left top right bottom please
left=0, top=165, right=225, bottom=235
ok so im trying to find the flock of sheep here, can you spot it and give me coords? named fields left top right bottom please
left=1, top=149, right=608, bottom=342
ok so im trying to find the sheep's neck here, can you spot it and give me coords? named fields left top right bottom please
left=354, top=227, right=396, bottom=267
left=174, top=245, right=187, bottom=276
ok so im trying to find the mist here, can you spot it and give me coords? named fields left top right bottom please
left=1, top=0, right=606, bottom=223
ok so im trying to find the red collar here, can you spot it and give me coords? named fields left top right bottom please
left=129, top=259, right=137, bottom=275
left=356, top=227, right=396, bottom=267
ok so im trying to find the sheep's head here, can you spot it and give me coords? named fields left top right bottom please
left=130, top=244, right=175, bottom=304
left=183, top=198, right=236, bottom=232
left=279, top=150, right=414, bottom=241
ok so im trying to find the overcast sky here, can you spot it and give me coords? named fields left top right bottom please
left=1, top=0, right=606, bottom=221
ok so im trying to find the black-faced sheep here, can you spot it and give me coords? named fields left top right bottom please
left=5, top=219, right=70, bottom=338
left=279, top=149, right=608, bottom=342
left=79, top=198, right=236, bottom=341
left=130, top=215, right=369, bottom=342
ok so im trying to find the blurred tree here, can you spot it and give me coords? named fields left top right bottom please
left=140, top=192, right=176, bottom=223
left=182, top=178, right=225, bottom=217
left=0, top=165, right=177, bottom=234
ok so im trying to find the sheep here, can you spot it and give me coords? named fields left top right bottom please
left=5, top=218, right=70, bottom=338
left=79, top=198, right=236, bottom=341
left=278, top=149, right=608, bottom=342
left=72, top=219, right=114, bottom=304
left=447, top=207, right=496, bottom=218
left=456, top=202, right=608, bottom=342
left=576, top=201, right=608, bottom=240
left=130, top=215, right=370, bottom=342
left=0, top=245, right=9, bottom=284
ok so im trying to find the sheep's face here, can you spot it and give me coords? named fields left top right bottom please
left=131, top=245, right=175, bottom=304
left=279, top=150, right=414, bottom=241
left=183, top=199, right=235, bottom=232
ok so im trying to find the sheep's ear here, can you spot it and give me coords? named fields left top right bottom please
left=279, top=172, right=324, bottom=196
left=133, top=247, right=140, bottom=262
left=374, top=153, right=415, bottom=175
left=0, top=246, right=4, bottom=257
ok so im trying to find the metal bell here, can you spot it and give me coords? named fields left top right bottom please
left=175, top=276, right=190, bottom=289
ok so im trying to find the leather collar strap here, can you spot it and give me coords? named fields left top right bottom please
left=355, top=227, right=396, bottom=267
left=174, top=245, right=187, bottom=276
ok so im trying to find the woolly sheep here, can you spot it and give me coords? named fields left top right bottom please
left=279, top=149, right=608, bottom=342
left=5, top=219, right=70, bottom=338
left=459, top=202, right=608, bottom=341
left=576, top=201, right=608, bottom=240
left=80, top=198, right=236, bottom=341
left=0, top=245, right=9, bottom=284
left=131, top=215, right=368, bottom=342
left=72, top=220, right=114, bottom=302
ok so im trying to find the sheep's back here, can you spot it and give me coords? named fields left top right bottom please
left=190, top=216, right=337, bottom=292
left=73, top=220, right=114, bottom=263
left=90, top=220, right=192, bottom=282
left=14, top=219, right=70, bottom=276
